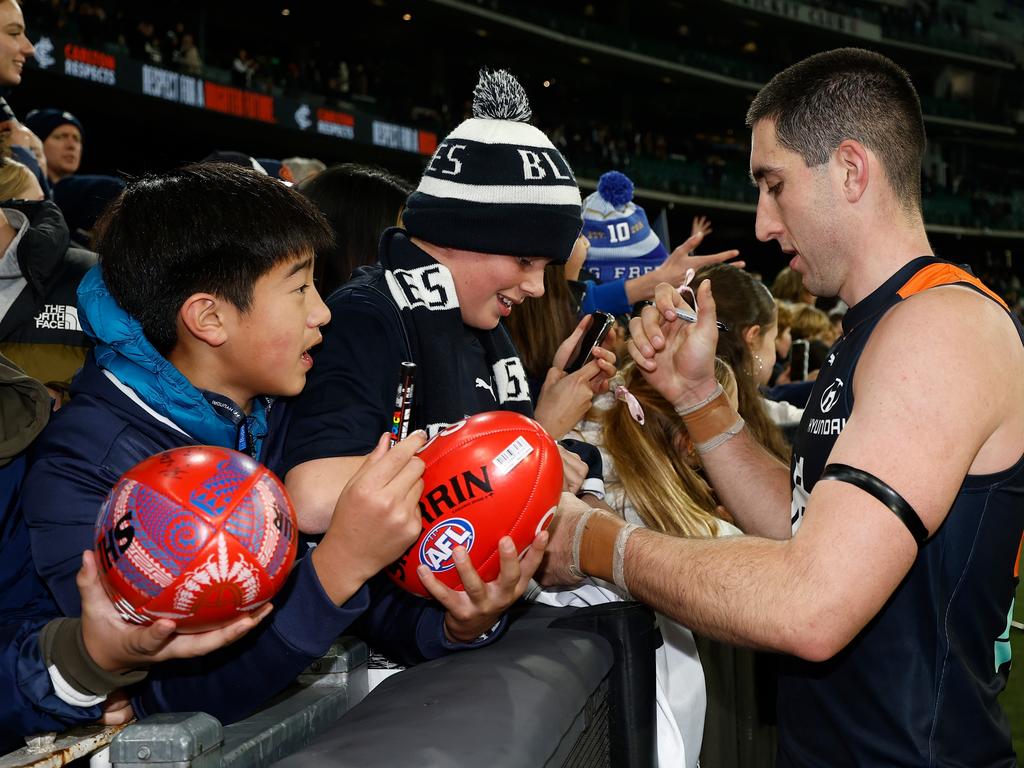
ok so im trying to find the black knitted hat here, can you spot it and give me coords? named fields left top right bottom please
left=402, top=69, right=582, bottom=264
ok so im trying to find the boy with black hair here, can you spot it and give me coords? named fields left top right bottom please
left=20, top=163, right=504, bottom=725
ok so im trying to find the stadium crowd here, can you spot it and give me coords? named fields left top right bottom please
left=22, top=0, right=1024, bottom=236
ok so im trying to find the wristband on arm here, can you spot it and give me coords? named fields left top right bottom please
left=675, top=384, right=745, bottom=454
left=40, top=618, right=148, bottom=706
left=570, top=511, right=640, bottom=596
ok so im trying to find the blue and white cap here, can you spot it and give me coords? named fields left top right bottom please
left=581, top=171, right=668, bottom=282
left=402, top=69, right=582, bottom=263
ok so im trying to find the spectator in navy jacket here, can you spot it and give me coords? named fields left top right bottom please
left=0, top=353, right=267, bottom=752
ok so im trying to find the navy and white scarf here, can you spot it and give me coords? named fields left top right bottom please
left=376, top=228, right=533, bottom=435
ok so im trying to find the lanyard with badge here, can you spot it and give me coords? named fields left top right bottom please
left=201, top=391, right=269, bottom=457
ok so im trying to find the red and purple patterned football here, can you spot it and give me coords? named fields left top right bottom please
left=94, top=446, right=298, bottom=631
left=386, top=411, right=563, bottom=597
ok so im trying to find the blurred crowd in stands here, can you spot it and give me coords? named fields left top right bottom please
left=22, top=0, right=1024, bottom=235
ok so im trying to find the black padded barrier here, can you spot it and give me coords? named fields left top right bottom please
left=273, top=602, right=656, bottom=767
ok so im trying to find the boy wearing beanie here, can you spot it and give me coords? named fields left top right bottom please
left=284, top=70, right=606, bottom=637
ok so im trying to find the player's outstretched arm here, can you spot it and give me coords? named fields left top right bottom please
left=544, top=286, right=1023, bottom=660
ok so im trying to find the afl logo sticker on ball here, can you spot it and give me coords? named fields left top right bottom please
left=420, top=517, right=476, bottom=572
left=387, top=411, right=563, bottom=596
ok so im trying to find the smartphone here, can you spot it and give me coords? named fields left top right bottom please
left=790, top=339, right=810, bottom=382
left=565, top=312, right=615, bottom=374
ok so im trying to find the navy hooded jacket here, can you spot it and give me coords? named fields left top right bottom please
left=19, top=267, right=463, bottom=724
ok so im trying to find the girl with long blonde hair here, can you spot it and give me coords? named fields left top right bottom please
left=599, top=359, right=737, bottom=538
left=695, top=264, right=790, bottom=461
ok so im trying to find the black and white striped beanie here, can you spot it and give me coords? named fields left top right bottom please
left=402, top=69, right=582, bottom=264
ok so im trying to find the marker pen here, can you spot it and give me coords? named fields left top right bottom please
left=389, top=362, right=417, bottom=446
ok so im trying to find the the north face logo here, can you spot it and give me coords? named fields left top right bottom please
left=34, top=304, right=81, bottom=331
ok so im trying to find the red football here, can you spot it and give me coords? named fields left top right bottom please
left=387, top=411, right=563, bottom=597
left=94, top=446, right=298, bottom=631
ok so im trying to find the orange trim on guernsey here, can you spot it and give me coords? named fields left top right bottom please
left=897, top=263, right=1009, bottom=310
left=900, top=264, right=1018, bottom=576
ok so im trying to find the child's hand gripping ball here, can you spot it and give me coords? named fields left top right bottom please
left=387, top=411, right=563, bottom=597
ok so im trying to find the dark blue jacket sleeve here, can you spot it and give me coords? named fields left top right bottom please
left=21, top=448, right=122, bottom=615
left=130, top=555, right=371, bottom=724
left=0, top=619, right=102, bottom=753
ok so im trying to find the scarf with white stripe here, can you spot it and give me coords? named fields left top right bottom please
left=376, top=228, right=533, bottom=436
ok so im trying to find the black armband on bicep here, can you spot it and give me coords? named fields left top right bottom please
left=819, top=463, right=929, bottom=546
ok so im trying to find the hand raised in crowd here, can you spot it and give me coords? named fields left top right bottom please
left=78, top=550, right=272, bottom=677
left=690, top=214, right=713, bottom=240
left=652, top=230, right=743, bottom=289
left=418, top=530, right=549, bottom=643
left=628, top=280, right=722, bottom=409
left=313, top=430, right=427, bottom=603
left=534, top=313, right=617, bottom=439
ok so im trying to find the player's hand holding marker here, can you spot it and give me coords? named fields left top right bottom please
left=628, top=279, right=722, bottom=410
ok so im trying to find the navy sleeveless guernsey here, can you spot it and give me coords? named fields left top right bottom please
left=778, top=256, right=1023, bottom=767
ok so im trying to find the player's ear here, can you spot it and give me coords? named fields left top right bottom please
left=836, top=139, right=869, bottom=203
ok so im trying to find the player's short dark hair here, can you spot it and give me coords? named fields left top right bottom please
left=95, top=163, right=334, bottom=355
left=746, top=48, right=926, bottom=212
